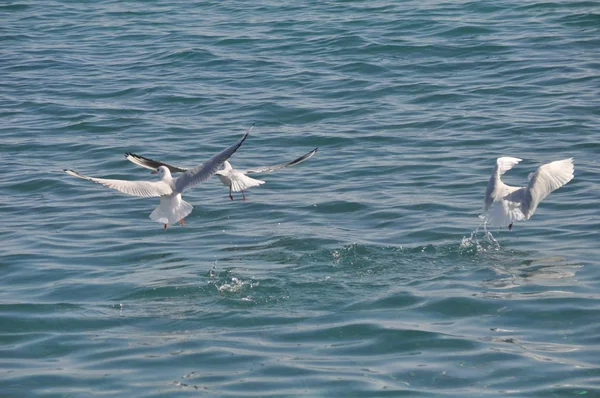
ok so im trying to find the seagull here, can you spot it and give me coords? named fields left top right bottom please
left=125, top=140, right=318, bottom=201
left=214, top=160, right=266, bottom=201
left=481, top=157, right=574, bottom=230
left=64, top=132, right=248, bottom=229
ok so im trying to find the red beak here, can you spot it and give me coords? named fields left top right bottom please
left=151, top=169, right=157, bottom=174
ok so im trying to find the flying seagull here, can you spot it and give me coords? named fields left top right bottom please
left=481, top=157, right=574, bottom=230
left=125, top=141, right=318, bottom=201
left=64, top=132, right=248, bottom=229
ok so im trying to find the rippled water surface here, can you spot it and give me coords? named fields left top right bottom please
left=2, top=1, right=599, bottom=396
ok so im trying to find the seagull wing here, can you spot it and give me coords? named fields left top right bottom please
left=64, top=169, right=173, bottom=197
left=484, top=157, right=522, bottom=211
left=174, top=129, right=250, bottom=193
left=494, top=157, right=523, bottom=176
left=125, top=153, right=189, bottom=173
left=242, top=148, right=318, bottom=174
left=522, top=158, right=574, bottom=218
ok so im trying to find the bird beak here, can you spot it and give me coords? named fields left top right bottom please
left=151, top=169, right=158, bottom=174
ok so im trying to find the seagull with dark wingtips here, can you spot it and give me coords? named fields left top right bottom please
left=64, top=132, right=248, bottom=229
left=125, top=126, right=318, bottom=201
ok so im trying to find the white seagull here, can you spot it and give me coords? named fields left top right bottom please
left=64, top=132, right=248, bottom=229
left=481, top=157, right=574, bottom=230
left=125, top=140, right=318, bottom=201
left=214, top=160, right=266, bottom=201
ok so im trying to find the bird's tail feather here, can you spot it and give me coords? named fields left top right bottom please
left=150, top=197, right=193, bottom=225
left=231, top=175, right=265, bottom=192
left=483, top=200, right=525, bottom=228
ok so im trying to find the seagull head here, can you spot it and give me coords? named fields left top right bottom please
left=222, top=160, right=233, bottom=171
left=152, top=165, right=172, bottom=180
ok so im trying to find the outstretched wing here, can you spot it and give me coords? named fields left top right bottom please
left=64, top=169, right=172, bottom=197
left=125, top=153, right=188, bottom=173
left=494, top=157, right=522, bottom=176
left=523, top=158, right=574, bottom=218
left=243, top=147, right=318, bottom=174
left=174, top=127, right=251, bottom=193
left=483, top=157, right=522, bottom=211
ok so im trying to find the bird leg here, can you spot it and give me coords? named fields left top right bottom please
left=164, top=223, right=168, bottom=230
left=229, top=186, right=234, bottom=201
left=242, top=190, right=246, bottom=201
left=508, top=223, right=513, bottom=231
left=180, top=219, right=184, bottom=226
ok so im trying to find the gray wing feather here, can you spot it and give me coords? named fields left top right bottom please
left=174, top=130, right=250, bottom=193
left=64, top=169, right=172, bottom=197
left=125, top=153, right=189, bottom=173
left=243, top=147, right=318, bottom=174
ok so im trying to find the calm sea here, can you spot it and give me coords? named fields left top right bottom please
left=1, top=1, right=599, bottom=396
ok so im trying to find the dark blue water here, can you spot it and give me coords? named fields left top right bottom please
left=1, top=1, right=599, bottom=396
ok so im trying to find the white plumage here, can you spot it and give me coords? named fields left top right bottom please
left=481, top=157, right=574, bottom=230
left=149, top=193, right=194, bottom=226
left=215, top=160, right=265, bottom=201
left=63, top=169, right=172, bottom=198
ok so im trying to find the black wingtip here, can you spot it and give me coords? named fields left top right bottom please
left=64, top=169, right=81, bottom=178
left=125, top=152, right=147, bottom=162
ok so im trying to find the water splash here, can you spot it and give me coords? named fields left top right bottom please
left=207, top=263, right=258, bottom=295
left=460, top=220, right=500, bottom=252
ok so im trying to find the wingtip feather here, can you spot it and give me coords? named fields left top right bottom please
left=495, top=157, right=522, bottom=175
left=64, top=169, right=90, bottom=181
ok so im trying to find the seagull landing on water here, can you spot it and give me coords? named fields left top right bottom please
left=64, top=132, right=248, bottom=229
left=481, top=157, right=574, bottom=230
left=125, top=131, right=318, bottom=201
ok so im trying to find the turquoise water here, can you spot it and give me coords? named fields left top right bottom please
left=2, top=1, right=599, bottom=396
